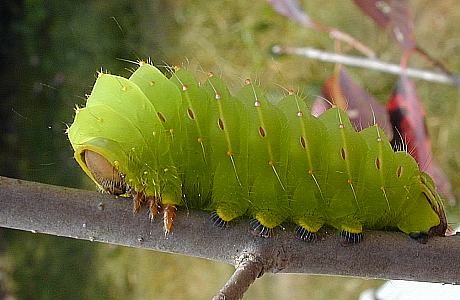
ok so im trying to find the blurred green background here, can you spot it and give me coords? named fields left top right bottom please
left=1, top=0, right=459, bottom=299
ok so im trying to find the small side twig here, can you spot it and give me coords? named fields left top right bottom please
left=272, top=45, right=460, bottom=86
left=415, top=46, right=452, bottom=76
left=213, top=253, right=265, bottom=300
left=268, top=0, right=375, bottom=58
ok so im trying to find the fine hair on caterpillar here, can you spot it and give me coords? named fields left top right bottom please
left=68, top=60, right=450, bottom=244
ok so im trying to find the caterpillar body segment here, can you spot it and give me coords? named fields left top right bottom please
left=170, top=70, right=214, bottom=209
left=68, top=62, right=448, bottom=242
left=317, top=108, right=369, bottom=234
left=276, top=95, right=328, bottom=234
left=236, top=84, right=290, bottom=229
left=202, top=75, right=250, bottom=222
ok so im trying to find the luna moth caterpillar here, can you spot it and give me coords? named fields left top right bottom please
left=68, top=61, right=449, bottom=243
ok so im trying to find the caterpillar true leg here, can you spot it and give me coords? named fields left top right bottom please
left=163, top=204, right=177, bottom=234
left=147, top=196, right=162, bottom=220
left=133, top=191, right=146, bottom=213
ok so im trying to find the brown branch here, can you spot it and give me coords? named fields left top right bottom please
left=1, top=176, right=460, bottom=299
left=272, top=45, right=460, bottom=86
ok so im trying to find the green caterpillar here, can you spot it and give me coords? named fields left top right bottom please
left=68, top=61, right=449, bottom=243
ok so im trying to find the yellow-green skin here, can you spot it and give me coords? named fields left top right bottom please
left=68, top=63, right=445, bottom=236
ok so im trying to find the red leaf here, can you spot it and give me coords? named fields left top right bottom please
left=353, top=0, right=416, bottom=50
left=312, top=65, right=393, bottom=139
left=387, top=76, right=453, bottom=200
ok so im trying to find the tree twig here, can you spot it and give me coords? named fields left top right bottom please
left=1, top=176, right=460, bottom=299
left=271, top=45, right=460, bottom=86
left=268, top=0, right=375, bottom=58
left=213, top=252, right=264, bottom=300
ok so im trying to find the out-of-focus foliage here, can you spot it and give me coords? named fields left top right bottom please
left=1, top=0, right=459, bottom=299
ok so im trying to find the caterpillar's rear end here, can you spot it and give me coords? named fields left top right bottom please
left=68, top=61, right=450, bottom=243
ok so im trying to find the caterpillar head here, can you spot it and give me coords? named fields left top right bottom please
left=68, top=128, right=132, bottom=196
left=83, top=150, right=127, bottom=195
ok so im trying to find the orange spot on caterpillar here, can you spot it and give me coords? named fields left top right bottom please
left=218, top=118, right=225, bottom=130
left=375, top=158, right=381, bottom=170
left=157, top=112, right=166, bottom=123
left=300, top=136, right=306, bottom=149
left=340, top=148, right=346, bottom=160
left=259, top=126, right=266, bottom=137
left=397, top=166, right=403, bottom=178
left=187, top=108, right=195, bottom=120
